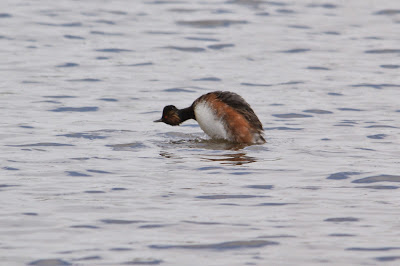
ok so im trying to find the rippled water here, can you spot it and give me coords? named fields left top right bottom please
left=1, top=0, right=400, bottom=265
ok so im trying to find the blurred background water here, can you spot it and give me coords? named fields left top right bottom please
left=1, top=0, right=400, bottom=265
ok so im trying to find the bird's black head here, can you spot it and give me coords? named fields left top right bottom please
left=154, top=105, right=181, bottom=126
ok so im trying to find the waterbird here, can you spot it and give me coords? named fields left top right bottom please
left=154, top=91, right=265, bottom=144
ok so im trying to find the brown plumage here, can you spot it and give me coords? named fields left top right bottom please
left=155, top=91, right=265, bottom=144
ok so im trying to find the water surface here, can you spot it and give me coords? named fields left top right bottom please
left=1, top=0, right=400, bottom=265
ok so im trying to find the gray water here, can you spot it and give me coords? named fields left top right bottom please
left=1, top=0, right=400, bottom=265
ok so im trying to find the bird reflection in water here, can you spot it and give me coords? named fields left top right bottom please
left=201, top=153, right=257, bottom=166
left=158, top=138, right=258, bottom=165
left=159, top=150, right=257, bottom=166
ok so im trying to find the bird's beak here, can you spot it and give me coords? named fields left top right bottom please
left=154, top=118, right=163, bottom=123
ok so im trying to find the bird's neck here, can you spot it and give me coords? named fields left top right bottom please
left=178, top=106, right=195, bottom=123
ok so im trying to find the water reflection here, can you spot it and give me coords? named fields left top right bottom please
left=158, top=138, right=259, bottom=165
left=201, top=153, right=257, bottom=165
left=167, top=138, right=249, bottom=151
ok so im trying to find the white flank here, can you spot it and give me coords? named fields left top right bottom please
left=194, top=101, right=229, bottom=140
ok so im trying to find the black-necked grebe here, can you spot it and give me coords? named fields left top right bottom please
left=154, top=91, right=265, bottom=144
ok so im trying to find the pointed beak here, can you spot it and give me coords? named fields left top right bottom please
left=154, top=118, right=163, bottom=123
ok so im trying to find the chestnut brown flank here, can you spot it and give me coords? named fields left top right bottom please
left=207, top=94, right=253, bottom=143
left=158, top=91, right=266, bottom=144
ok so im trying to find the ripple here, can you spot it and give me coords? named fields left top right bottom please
left=84, top=190, right=105, bottom=193
left=288, top=24, right=311, bottom=29
left=276, top=9, right=295, bottom=14
left=7, top=143, right=74, bottom=147
left=163, top=46, right=206, bottom=52
left=66, top=171, right=91, bottom=177
left=280, top=48, right=310, bottom=53
left=264, top=127, right=303, bottom=130
left=3, top=166, right=19, bottom=171
left=95, top=48, right=133, bottom=53
left=68, top=78, right=102, bottom=82
left=257, top=234, right=296, bottom=239
left=355, top=185, right=399, bottom=190
left=95, top=19, right=115, bottom=25
left=109, top=247, right=133, bottom=251
left=256, top=12, right=270, bottom=16
left=23, top=212, right=38, bottom=216
left=139, top=224, right=169, bottom=229
left=56, top=62, right=79, bottom=67
left=183, top=220, right=222, bottom=225
left=327, top=172, right=361, bottom=180
left=337, top=108, right=363, bottom=111
left=98, top=98, right=118, bottom=102
left=207, top=44, right=235, bottom=50
left=365, top=49, right=400, bottom=54
left=245, top=185, right=273, bottom=189
left=149, top=240, right=278, bottom=250
left=375, top=256, right=400, bottom=262
left=145, top=30, right=178, bottom=35
left=100, top=219, right=146, bottom=224
left=112, top=187, right=127, bottom=191
left=329, top=233, right=356, bottom=237
left=124, top=62, right=153, bottom=67
left=186, top=37, right=219, bottom=42
left=230, top=171, right=253, bottom=175
left=43, top=95, right=77, bottom=99
left=374, top=9, right=400, bottom=15
left=307, top=3, right=338, bottom=9
left=28, top=259, right=71, bottom=266
left=303, top=109, right=333, bottom=114
left=380, top=64, right=400, bottom=69
left=74, top=256, right=101, bottom=261
left=169, top=8, right=197, bottom=13
left=50, top=107, right=99, bottom=112
left=196, top=194, right=266, bottom=199
left=38, top=22, right=82, bottom=27
left=367, top=134, right=387, bottom=139
left=272, top=113, right=313, bottom=118
left=87, top=169, right=112, bottom=174
left=347, top=247, right=400, bottom=251
left=64, top=35, right=84, bottom=40
left=0, top=13, right=12, bottom=18
left=324, top=31, right=341, bottom=35
left=123, top=258, right=163, bottom=265
left=107, top=142, right=147, bottom=151
left=90, top=31, right=124, bottom=36
left=280, top=81, right=305, bottom=85
left=352, top=174, right=400, bottom=184
left=351, top=83, right=400, bottom=89
left=324, top=217, right=359, bottom=222
left=365, top=125, right=397, bottom=128
left=58, top=132, right=107, bottom=139
left=163, top=87, right=197, bottom=92
left=197, top=166, right=224, bottom=171
left=328, top=92, right=343, bottom=96
left=62, top=22, right=82, bottom=27
left=257, top=202, right=293, bottom=206
left=0, top=184, right=20, bottom=188
left=70, top=225, right=100, bottom=229
left=307, top=66, right=331, bottom=70
left=241, top=82, right=272, bottom=87
left=193, top=77, right=221, bottom=82
left=176, top=19, right=248, bottom=28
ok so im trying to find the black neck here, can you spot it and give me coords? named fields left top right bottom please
left=178, top=106, right=195, bottom=123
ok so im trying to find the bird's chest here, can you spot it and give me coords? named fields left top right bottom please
left=194, top=102, right=229, bottom=140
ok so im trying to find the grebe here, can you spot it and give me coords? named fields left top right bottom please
left=154, top=91, right=265, bottom=144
